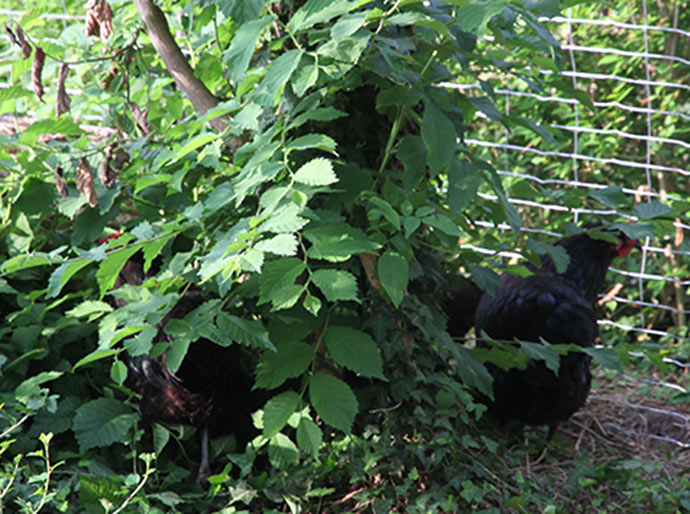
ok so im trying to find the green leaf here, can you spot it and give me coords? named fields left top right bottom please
left=303, top=294, right=322, bottom=316
left=253, top=49, right=303, bottom=106
left=171, top=132, right=218, bottom=163
left=96, top=247, right=140, bottom=298
left=520, top=341, right=560, bottom=374
left=311, top=269, right=359, bottom=302
left=66, top=300, right=114, bottom=318
left=447, top=159, right=483, bottom=216
left=287, top=134, right=337, bottom=154
left=73, top=349, right=122, bottom=371
left=234, top=102, right=263, bottom=131
left=296, top=417, right=323, bottom=458
left=291, top=59, right=319, bottom=97
left=331, top=12, right=367, bottom=39
left=216, top=312, right=275, bottom=350
left=255, top=234, right=298, bottom=256
left=422, top=213, right=463, bottom=237
left=590, top=186, right=628, bottom=207
left=110, top=360, right=128, bottom=385
left=633, top=200, right=673, bottom=220
left=72, top=398, right=138, bottom=451
left=466, top=96, right=503, bottom=121
left=582, top=346, right=622, bottom=371
left=16, top=371, right=63, bottom=405
left=527, top=240, right=570, bottom=274
left=294, top=157, right=338, bottom=186
left=304, top=221, right=380, bottom=262
left=377, top=86, right=423, bottom=108
left=288, top=0, right=355, bottom=32
left=224, top=17, right=272, bottom=79
left=256, top=341, right=314, bottom=389
left=259, top=257, right=308, bottom=310
left=152, top=424, right=171, bottom=455
left=47, top=259, right=92, bottom=299
left=268, top=433, right=299, bottom=469
left=456, top=0, right=508, bottom=36
left=468, top=264, right=502, bottom=295
left=396, top=135, right=427, bottom=190
left=324, top=326, right=385, bottom=380
left=377, top=251, right=408, bottom=309
left=368, top=197, right=401, bottom=230
left=263, top=391, right=300, bottom=438
left=309, top=372, right=358, bottom=433
left=287, top=107, right=346, bottom=131
left=422, top=99, right=457, bottom=174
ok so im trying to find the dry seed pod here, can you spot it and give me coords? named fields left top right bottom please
left=77, top=157, right=98, bottom=207
left=55, top=166, right=68, bottom=197
left=32, top=46, right=46, bottom=103
left=56, top=63, right=71, bottom=117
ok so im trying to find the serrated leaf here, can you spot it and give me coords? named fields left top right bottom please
left=255, top=341, right=314, bottom=389
left=287, top=133, right=337, bottom=154
left=263, top=391, right=300, bottom=438
left=422, top=213, right=462, bottom=237
left=582, top=346, right=622, bottom=371
left=258, top=257, right=307, bottom=310
left=296, top=417, right=322, bottom=458
left=267, top=433, right=299, bottom=469
left=255, top=234, right=298, bottom=256
left=66, top=300, right=114, bottom=318
left=422, top=99, right=457, bottom=174
left=287, top=107, right=346, bottom=131
left=377, top=251, right=408, bottom=309
left=287, top=0, right=356, bottom=32
left=223, top=17, right=272, bottom=79
left=528, top=240, right=570, bottom=274
left=304, top=222, right=380, bottom=262
left=123, top=326, right=157, bottom=357
left=253, top=49, right=303, bottom=106
left=171, top=133, right=218, bottom=163
left=520, top=341, right=561, bottom=374
left=73, top=349, right=121, bottom=371
left=96, top=247, right=140, bottom=298
left=294, top=157, right=338, bottom=186
left=590, top=186, right=627, bottom=207
left=47, top=258, right=91, bottom=299
left=468, top=264, right=502, bottom=295
left=633, top=200, right=673, bottom=220
left=324, top=326, right=385, bottom=380
left=309, top=372, right=358, bottom=433
left=311, top=269, right=358, bottom=302
left=216, top=312, right=275, bottom=350
left=72, top=398, right=137, bottom=451
left=152, top=423, right=171, bottom=455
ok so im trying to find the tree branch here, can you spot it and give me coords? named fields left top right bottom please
left=133, top=0, right=229, bottom=133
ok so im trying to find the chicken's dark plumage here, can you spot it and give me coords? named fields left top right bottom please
left=474, top=229, right=638, bottom=438
left=110, top=250, right=258, bottom=483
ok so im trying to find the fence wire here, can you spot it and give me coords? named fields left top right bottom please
left=449, top=2, right=689, bottom=350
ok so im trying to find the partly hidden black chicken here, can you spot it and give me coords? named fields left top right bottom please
left=109, top=248, right=258, bottom=483
left=472, top=227, right=639, bottom=439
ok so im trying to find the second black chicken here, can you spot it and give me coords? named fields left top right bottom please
left=472, top=227, right=638, bottom=438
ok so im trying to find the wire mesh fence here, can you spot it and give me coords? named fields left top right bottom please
left=448, top=1, right=689, bottom=351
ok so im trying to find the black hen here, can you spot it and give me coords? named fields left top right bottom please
left=111, top=252, right=258, bottom=483
left=473, top=228, right=638, bottom=438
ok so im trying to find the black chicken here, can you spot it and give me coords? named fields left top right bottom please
left=109, top=248, right=258, bottom=483
left=473, top=227, right=638, bottom=439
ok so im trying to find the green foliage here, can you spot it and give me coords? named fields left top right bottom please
left=0, top=0, right=686, bottom=511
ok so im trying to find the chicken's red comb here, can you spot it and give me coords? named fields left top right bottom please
left=98, top=231, right=122, bottom=246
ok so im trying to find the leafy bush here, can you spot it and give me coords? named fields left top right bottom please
left=0, top=0, right=687, bottom=511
